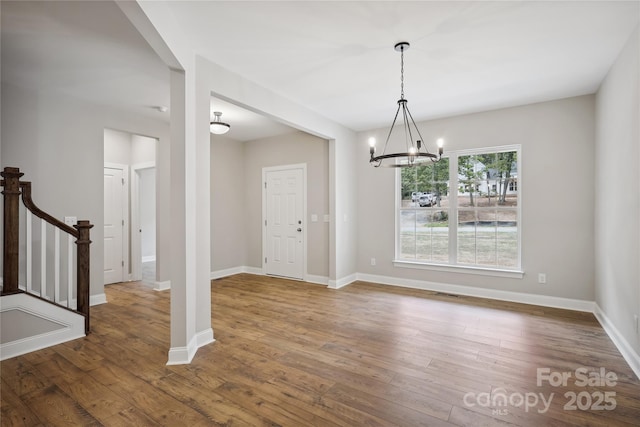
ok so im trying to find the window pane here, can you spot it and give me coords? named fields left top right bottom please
left=401, top=167, right=419, bottom=206
left=458, top=154, right=482, bottom=208
left=416, top=210, right=449, bottom=262
left=497, top=209, right=518, bottom=267
left=457, top=209, right=477, bottom=264
left=400, top=210, right=417, bottom=259
left=401, top=159, right=450, bottom=208
left=476, top=211, right=497, bottom=266
left=459, top=152, right=518, bottom=208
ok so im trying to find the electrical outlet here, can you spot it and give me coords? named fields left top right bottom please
left=538, top=273, right=547, bottom=284
left=371, top=258, right=376, bottom=266
left=64, top=216, right=77, bottom=226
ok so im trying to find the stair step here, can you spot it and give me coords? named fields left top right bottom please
left=0, top=293, right=85, bottom=360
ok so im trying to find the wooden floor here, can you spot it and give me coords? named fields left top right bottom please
left=2, top=274, right=639, bottom=426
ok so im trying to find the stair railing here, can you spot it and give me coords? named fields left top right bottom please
left=1, top=167, right=93, bottom=334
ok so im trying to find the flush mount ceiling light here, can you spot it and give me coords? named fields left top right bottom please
left=210, top=111, right=230, bottom=134
left=369, top=42, right=443, bottom=168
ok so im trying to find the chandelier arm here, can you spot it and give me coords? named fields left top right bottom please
left=370, top=152, right=438, bottom=167
left=400, top=102, right=414, bottom=153
left=404, top=105, right=429, bottom=154
left=381, top=102, right=403, bottom=156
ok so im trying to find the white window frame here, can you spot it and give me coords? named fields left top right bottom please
left=394, top=144, right=523, bottom=278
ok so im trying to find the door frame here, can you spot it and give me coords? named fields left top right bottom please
left=104, top=162, right=130, bottom=283
left=262, top=163, right=307, bottom=280
left=131, top=161, right=155, bottom=281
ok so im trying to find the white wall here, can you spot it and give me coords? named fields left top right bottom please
left=357, top=95, right=596, bottom=301
left=139, top=167, right=156, bottom=261
left=131, top=134, right=157, bottom=165
left=104, top=128, right=132, bottom=164
left=595, top=27, right=640, bottom=356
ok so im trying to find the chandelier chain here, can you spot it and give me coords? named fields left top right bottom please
left=400, top=48, right=405, bottom=99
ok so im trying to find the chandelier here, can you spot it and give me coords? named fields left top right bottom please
left=369, top=42, right=443, bottom=167
left=210, top=111, right=230, bottom=134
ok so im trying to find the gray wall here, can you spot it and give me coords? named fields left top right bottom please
left=244, top=131, right=330, bottom=277
left=595, top=27, right=640, bottom=354
left=1, top=82, right=169, bottom=297
left=210, top=134, right=247, bottom=271
left=210, top=130, right=330, bottom=278
left=357, top=95, right=596, bottom=301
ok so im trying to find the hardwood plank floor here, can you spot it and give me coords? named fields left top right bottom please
left=2, top=273, right=639, bottom=426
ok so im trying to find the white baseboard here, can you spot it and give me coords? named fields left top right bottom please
left=328, top=273, right=357, bottom=289
left=90, top=293, right=107, bottom=306
left=594, top=304, right=640, bottom=380
left=210, top=266, right=263, bottom=280
left=142, top=256, right=156, bottom=263
left=356, top=273, right=595, bottom=312
left=211, top=266, right=329, bottom=287
left=211, top=266, right=246, bottom=280
left=166, top=328, right=215, bottom=365
left=59, top=293, right=108, bottom=308
left=153, top=280, right=171, bottom=292
left=244, top=266, right=263, bottom=275
left=306, top=274, right=329, bottom=286
left=0, top=293, right=85, bottom=360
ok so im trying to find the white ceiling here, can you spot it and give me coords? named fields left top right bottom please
left=2, top=1, right=639, bottom=140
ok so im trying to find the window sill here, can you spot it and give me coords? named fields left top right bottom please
left=393, top=260, right=524, bottom=279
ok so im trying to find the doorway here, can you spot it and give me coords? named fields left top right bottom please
left=132, top=164, right=156, bottom=283
left=262, top=164, right=307, bottom=280
left=104, top=128, right=157, bottom=285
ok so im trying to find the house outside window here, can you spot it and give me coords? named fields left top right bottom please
left=397, top=145, right=521, bottom=273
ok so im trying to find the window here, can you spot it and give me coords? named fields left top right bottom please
left=397, top=145, right=521, bottom=273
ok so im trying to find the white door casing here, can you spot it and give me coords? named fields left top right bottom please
left=104, top=165, right=128, bottom=284
left=263, top=164, right=306, bottom=280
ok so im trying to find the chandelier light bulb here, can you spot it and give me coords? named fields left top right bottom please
left=369, top=137, right=376, bottom=156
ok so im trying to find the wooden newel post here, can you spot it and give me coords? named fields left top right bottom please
left=75, top=220, right=93, bottom=334
left=1, top=167, right=24, bottom=295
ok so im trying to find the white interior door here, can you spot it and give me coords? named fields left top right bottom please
left=104, top=166, right=125, bottom=284
left=264, top=166, right=305, bottom=280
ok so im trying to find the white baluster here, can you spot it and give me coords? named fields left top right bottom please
left=41, top=219, right=46, bottom=298
left=26, top=210, right=32, bottom=293
left=54, top=227, right=60, bottom=303
left=68, top=234, right=74, bottom=309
